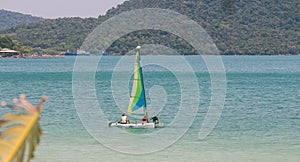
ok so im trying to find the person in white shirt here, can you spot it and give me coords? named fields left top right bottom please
left=120, top=113, right=130, bottom=124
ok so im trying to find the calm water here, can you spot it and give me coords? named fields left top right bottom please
left=0, top=56, right=299, bottom=161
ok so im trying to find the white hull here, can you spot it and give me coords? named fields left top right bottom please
left=109, top=122, right=163, bottom=128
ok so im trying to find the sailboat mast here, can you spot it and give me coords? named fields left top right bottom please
left=137, top=46, right=148, bottom=117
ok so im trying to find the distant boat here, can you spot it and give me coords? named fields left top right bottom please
left=109, top=46, right=163, bottom=128
left=63, top=52, right=89, bottom=56
left=63, top=49, right=90, bottom=56
left=63, top=52, right=78, bottom=56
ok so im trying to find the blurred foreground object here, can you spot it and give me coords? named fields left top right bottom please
left=0, top=94, right=47, bottom=162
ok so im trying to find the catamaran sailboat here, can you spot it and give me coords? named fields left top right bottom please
left=109, top=46, right=163, bottom=128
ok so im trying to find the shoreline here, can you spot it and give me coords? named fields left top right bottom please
left=0, top=54, right=64, bottom=59
left=0, top=54, right=299, bottom=58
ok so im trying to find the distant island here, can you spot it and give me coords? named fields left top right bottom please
left=0, top=9, right=43, bottom=29
left=0, top=0, right=299, bottom=55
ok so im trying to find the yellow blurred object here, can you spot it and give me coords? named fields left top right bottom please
left=0, top=94, right=46, bottom=162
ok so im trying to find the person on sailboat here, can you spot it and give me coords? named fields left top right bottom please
left=151, top=116, right=159, bottom=124
left=141, top=116, right=148, bottom=124
left=120, top=113, right=130, bottom=124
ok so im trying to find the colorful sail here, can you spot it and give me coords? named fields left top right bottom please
left=127, top=46, right=147, bottom=116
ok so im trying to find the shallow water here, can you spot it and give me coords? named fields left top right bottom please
left=0, top=56, right=299, bottom=161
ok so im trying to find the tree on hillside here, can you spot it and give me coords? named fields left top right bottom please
left=0, top=35, right=32, bottom=53
left=0, top=35, right=15, bottom=49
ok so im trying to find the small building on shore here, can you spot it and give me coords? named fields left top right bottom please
left=0, top=48, right=20, bottom=57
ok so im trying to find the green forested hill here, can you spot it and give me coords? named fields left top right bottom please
left=0, top=9, right=44, bottom=29
left=0, top=0, right=299, bottom=55
left=104, top=0, right=299, bottom=55
left=1, top=17, right=99, bottom=53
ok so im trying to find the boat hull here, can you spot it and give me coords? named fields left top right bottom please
left=109, top=122, right=163, bottom=128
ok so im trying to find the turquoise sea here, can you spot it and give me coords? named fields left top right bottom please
left=0, top=56, right=299, bottom=161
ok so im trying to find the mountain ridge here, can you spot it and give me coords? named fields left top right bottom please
left=0, top=9, right=44, bottom=29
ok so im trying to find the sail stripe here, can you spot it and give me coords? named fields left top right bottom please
left=127, top=47, right=147, bottom=116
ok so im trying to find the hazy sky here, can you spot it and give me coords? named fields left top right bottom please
left=1, top=0, right=127, bottom=18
